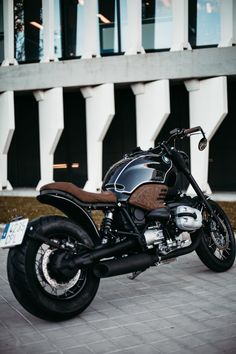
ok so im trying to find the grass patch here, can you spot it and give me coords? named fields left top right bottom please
left=0, top=197, right=236, bottom=230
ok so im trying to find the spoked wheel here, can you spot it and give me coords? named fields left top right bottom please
left=7, top=216, right=100, bottom=321
left=196, top=200, right=236, bottom=272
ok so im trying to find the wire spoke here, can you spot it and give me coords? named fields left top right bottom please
left=34, top=237, right=87, bottom=299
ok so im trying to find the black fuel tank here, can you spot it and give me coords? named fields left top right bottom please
left=102, top=153, right=176, bottom=196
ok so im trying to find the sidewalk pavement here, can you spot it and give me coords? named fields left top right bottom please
left=0, top=228, right=236, bottom=354
left=1, top=191, right=236, bottom=353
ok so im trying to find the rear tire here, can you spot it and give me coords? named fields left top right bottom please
left=196, top=200, right=236, bottom=272
left=7, top=215, right=100, bottom=321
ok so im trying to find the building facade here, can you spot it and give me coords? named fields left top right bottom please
left=0, top=0, right=236, bottom=193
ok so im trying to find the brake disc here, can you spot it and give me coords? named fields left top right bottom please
left=41, top=248, right=81, bottom=292
left=210, top=220, right=229, bottom=250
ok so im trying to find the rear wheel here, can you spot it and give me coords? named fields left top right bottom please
left=196, top=200, right=236, bottom=272
left=7, top=215, right=100, bottom=321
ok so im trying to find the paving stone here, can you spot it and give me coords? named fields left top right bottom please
left=108, top=343, right=161, bottom=354
left=1, top=248, right=236, bottom=353
left=61, top=346, right=94, bottom=354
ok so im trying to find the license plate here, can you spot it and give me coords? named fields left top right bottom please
left=0, top=218, right=29, bottom=249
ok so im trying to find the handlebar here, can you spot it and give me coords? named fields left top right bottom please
left=183, top=126, right=202, bottom=136
left=127, top=126, right=206, bottom=157
left=150, top=126, right=206, bottom=155
left=169, top=126, right=203, bottom=139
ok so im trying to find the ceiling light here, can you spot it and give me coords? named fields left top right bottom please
left=71, top=163, right=80, bottom=168
left=30, top=21, right=43, bottom=30
left=53, top=163, right=67, bottom=169
left=97, top=14, right=111, bottom=24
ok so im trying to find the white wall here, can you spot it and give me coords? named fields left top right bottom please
left=0, top=91, right=15, bottom=190
left=81, top=83, right=115, bottom=192
left=185, top=77, right=228, bottom=194
left=34, top=88, right=64, bottom=190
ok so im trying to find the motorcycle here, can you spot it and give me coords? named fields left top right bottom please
left=3, top=126, right=235, bottom=321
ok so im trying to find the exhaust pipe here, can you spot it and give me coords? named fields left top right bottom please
left=93, top=253, right=158, bottom=278
left=93, top=233, right=202, bottom=278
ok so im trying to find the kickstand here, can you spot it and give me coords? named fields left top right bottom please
left=128, top=270, right=145, bottom=280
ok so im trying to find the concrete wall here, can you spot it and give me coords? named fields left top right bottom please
left=0, top=47, right=235, bottom=92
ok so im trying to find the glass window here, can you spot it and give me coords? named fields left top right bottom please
left=54, top=0, right=62, bottom=58
left=60, top=0, right=78, bottom=58
left=196, top=0, right=220, bottom=45
left=0, top=0, right=4, bottom=63
left=14, top=0, right=43, bottom=62
left=98, top=0, right=121, bottom=54
left=59, top=0, right=99, bottom=59
left=142, top=0, right=172, bottom=50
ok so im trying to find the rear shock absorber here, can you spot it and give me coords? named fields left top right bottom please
left=100, top=210, right=114, bottom=244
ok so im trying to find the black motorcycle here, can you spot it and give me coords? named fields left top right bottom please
left=4, top=126, right=235, bottom=321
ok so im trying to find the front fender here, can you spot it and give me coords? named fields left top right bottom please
left=37, top=192, right=101, bottom=245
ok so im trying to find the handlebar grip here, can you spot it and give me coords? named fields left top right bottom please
left=183, top=126, right=201, bottom=135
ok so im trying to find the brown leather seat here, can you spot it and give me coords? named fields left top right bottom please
left=40, top=182, right=117, bottom=204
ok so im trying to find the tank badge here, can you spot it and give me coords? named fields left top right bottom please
left=162, top=156, right=170, bottom=164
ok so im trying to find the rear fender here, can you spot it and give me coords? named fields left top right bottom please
left=37, top=192, right=101, bottom=245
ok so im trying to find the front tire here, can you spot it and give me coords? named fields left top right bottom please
left=196, top=200, right=236, bottom=272
left=7, top=215, right=100, bottom=321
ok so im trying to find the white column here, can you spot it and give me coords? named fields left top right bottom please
left=77, top=0, right=100, bottom=58
left=185, top=77, right=228, bottom=195
left=131, top=80, right=170, bottom=150
left=218, top=0, right=236, bottom=47
left=120, top=0, right=144, bottom=54
left=41, top=0, right=57, bottom=62
left=2, top=0, right=17, bottom=66
left=0, top=91, right=15, bottom=190
left=81, top=83, right=115, bottom=192
left=171, top=0, right=191, bottom=51
left=33, top=88, right=64, bottom=191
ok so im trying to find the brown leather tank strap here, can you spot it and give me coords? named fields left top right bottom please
left=128, top=184, right=168, bottom=211
left=40, top=182, right=117, bottom=204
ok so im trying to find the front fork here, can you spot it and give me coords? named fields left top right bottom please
left=185, top=173, right=225, bottom=235
left=162, top=144, right=225, bottom=235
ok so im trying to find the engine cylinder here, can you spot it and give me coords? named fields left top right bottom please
left=144, top=227, right=164, bottom=248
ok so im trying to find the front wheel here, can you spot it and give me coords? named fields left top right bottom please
left=196, top=200, right=236, bottom=272
left=7, top=215, right=100, bottom=321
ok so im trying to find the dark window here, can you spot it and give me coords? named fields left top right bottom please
left=60, top=0, right=78, bottom=58
left=14, top=0, right=43, bottom=62
left=54, top=91, right=87, bottom=187
left=98, top=0, right=121, bottom=54
left=209, top=80, right=236, bottom=191
left=155, top=82, right=190, bottom=191
left=8, top=93, right=40, bottom=187
left=103, top=87, right=136, bottom=176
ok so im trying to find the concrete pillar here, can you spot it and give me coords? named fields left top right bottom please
left=0, top=91, right=15, bottom=190
left=185, top=76, right=228, bottom=194
left=41, top=0, right=57, bottom=62
left=120, top=0, right=144, bottom=54
left=33, top=88, right=64, bottom=191
left=81, top=83, right=115, bottom=192
left=77, top=0, right=100, bottom=58
left=218, top=0, right=236, bottom=47
left=171, top=0, right=191, bottom=51
left=131, top=80, right=170, bottom=150
left=2, top=0, right=17, bottom=66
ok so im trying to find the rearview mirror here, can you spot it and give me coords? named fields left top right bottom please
left=198, top=138, right=207, bottom=151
